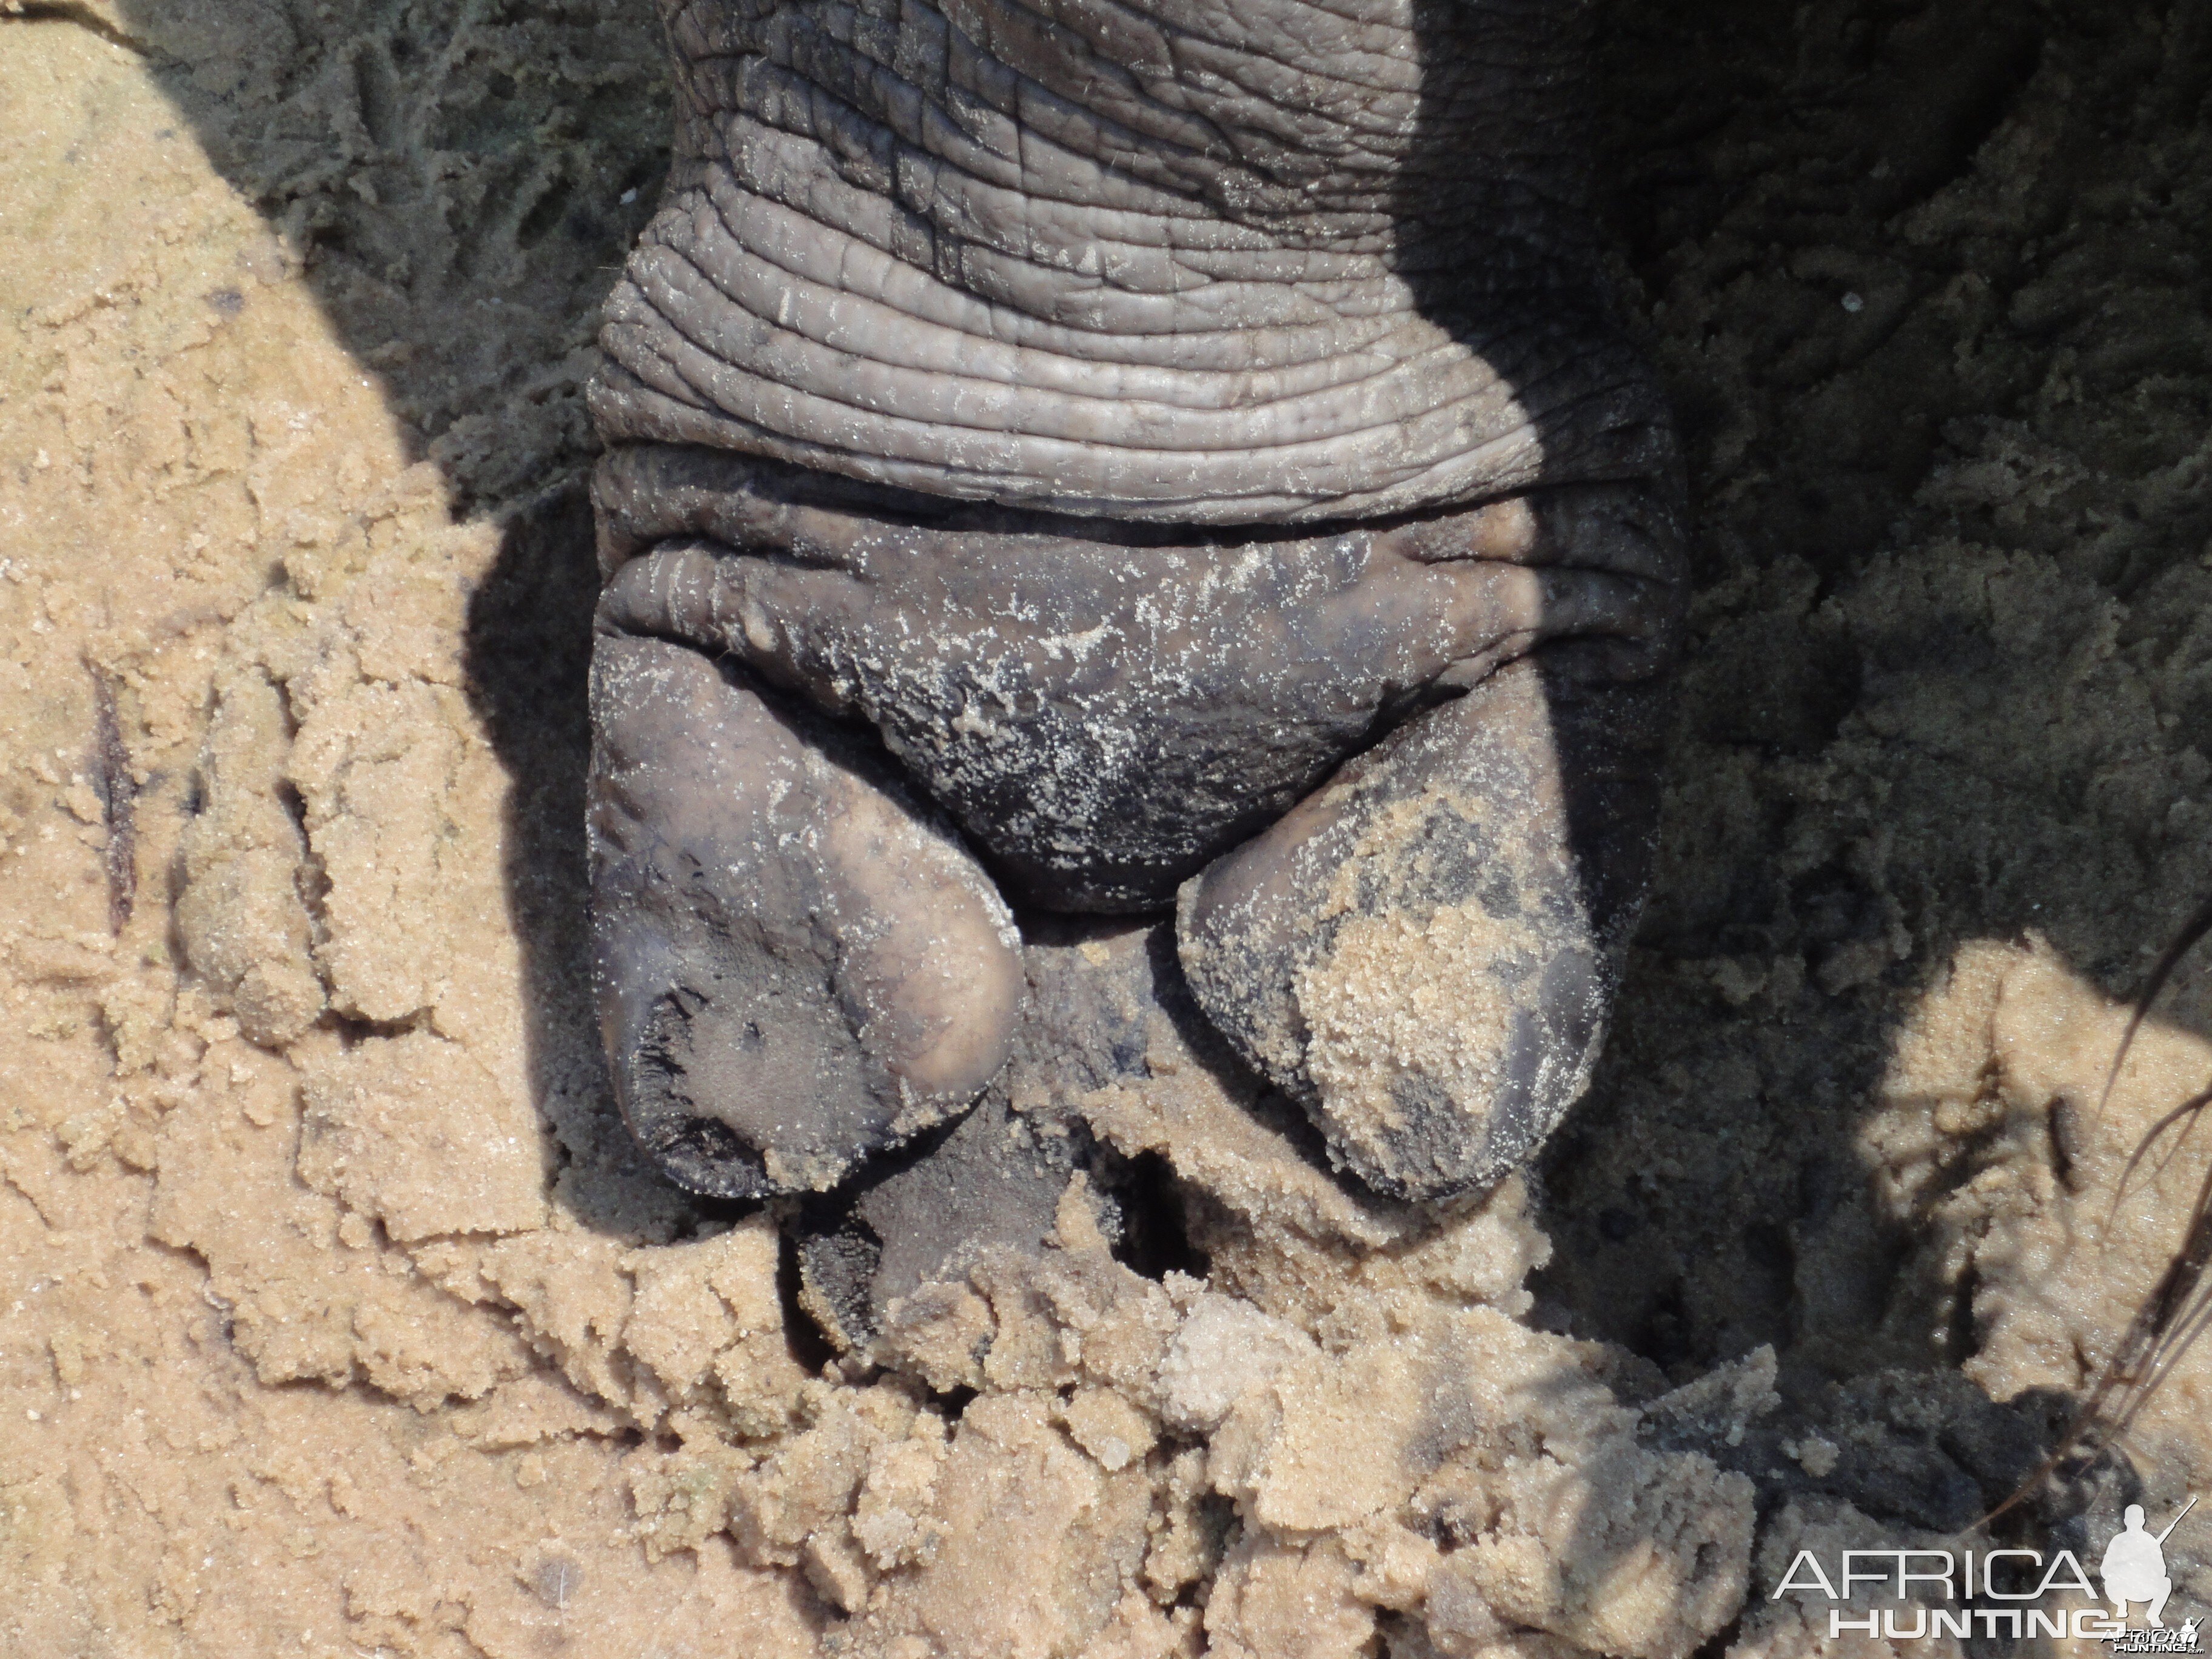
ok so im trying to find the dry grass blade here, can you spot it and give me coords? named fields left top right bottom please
left=2103, top=1145, right=2212, bottom=1439
left=1983, top=915, right=2212, bottom=1530
left=2096, top=897, right=2212, bottom=1123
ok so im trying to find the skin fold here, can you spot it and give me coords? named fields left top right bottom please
left=586, top=0, right=1686, bottom=1204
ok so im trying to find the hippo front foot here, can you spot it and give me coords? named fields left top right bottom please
left=577, top=0, right=1692, bottom=1222
left=585, top=455, right=1680, bottom=1207
left=587, top=627, right=1023, bottom=1199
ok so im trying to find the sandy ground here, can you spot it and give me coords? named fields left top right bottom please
left=1, top=1, right=2209, bottom=1655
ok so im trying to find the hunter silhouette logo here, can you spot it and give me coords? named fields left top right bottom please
left=2103, top=1499, right=2193, bottom=1629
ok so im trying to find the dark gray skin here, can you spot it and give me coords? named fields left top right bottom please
left=585, top=0, right=1686, bottom=1207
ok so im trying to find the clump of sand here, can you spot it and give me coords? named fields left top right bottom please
left=4, top=1, right=2211, bottom=1656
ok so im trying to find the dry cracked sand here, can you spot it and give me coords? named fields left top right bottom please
left=2, top=1, right=2211, bottom=1655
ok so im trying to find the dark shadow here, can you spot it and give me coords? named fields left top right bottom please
left=88, top=0, right=671, bottom=514
left=458, top=483, right=677, bottom=1224
left=1530, top=0, right=2212, bottom=1610
left=51, top=0, right=679, bottom=1232
left=1107, top=1150, right=1212, bottom=1284
left=1541, top=0, right=2212, bottom=1372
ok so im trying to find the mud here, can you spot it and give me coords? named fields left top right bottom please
left=2, top=1, right=2210, bottom=1655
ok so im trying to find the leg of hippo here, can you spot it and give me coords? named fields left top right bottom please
left=586, top=0, right=1687, bottom=1210
left=589, top=615, right=1023, bottom=1198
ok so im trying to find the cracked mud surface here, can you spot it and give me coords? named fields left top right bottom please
left=2, top=1, right=2210, bottom=1655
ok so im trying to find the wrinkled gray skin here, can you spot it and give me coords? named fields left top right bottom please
left=585, top=0, right=1686, bottom=1210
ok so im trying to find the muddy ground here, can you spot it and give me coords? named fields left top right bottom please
left=2, top=1, right=2208, bottom=1655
